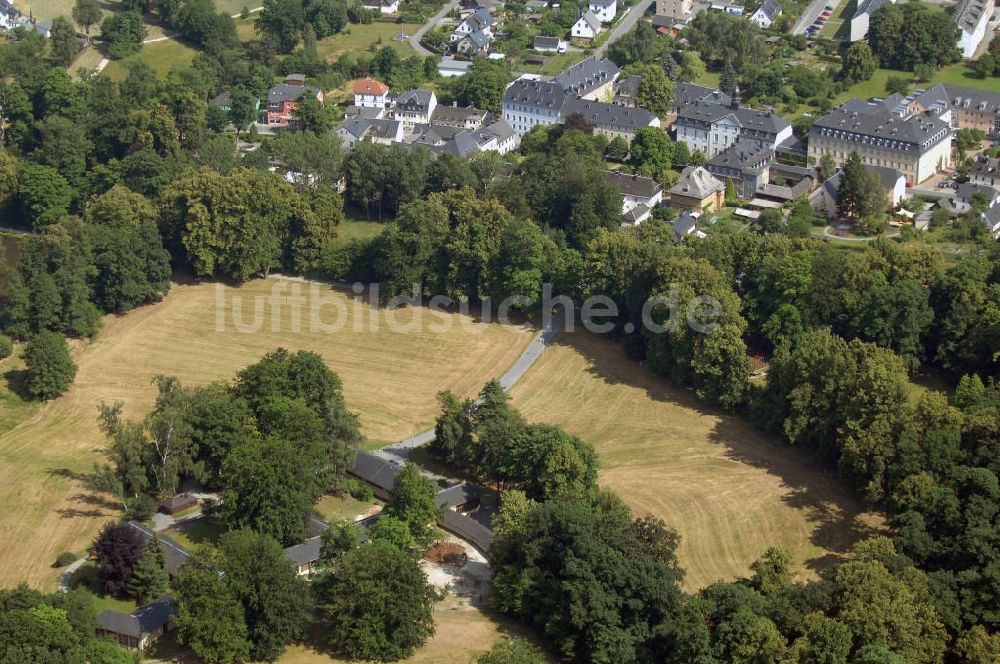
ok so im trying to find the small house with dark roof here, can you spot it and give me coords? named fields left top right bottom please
left=669, top=165, right=725, bottom=212
left=127, top=522, right=190, bottom=578
left=671, top=212, right=706, bottom=243
left=603, top=170, right=664, bottom=223
left=96, top=597, right=173, bottom=652
left=533, top=35, right=563, bottom=51
left=955, top=182, right=1000, bottom=212
left=159, top=493, right=197, bottom=516
left=266, top=75, right=323, bottom=128
left=613, top=75, right=642, bottom=108
left=431, top=103, right=488, bottom=129
left=348, top=451, right=404, bottom=499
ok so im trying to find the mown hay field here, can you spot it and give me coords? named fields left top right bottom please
left=0, top=278, right=534, bottom=590
left=509, top=330, right=884, bottom=590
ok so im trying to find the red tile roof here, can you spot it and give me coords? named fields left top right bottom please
left=352, top=76, right=389, bottom=95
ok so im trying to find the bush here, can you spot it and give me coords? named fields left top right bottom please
left=0, top=335, right=12, bottom=359
left=126, top=494, right=158, bottom=521
left=54, top=552, right=77, bottom=567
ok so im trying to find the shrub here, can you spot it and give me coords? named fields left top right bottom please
left=0, top=335, right=12, bottom=359
left=54, top=552, right=77, bottom=567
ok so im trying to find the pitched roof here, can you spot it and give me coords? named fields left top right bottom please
left=97, top=598, right=172, bottom=639
left=853, top=0, right=892, bottom=18
left=430, top=104, right=488, bottom=125
left=813, top=100, right=951, bottom=147
left=868, top=165, right=905, bottom=189
left=957, top=182, right=1000, bottom=201
left=614, top=74, right=642, bottom=97
left=575, top=11, right=603, bottom=32
left=461, top=28, right=490, bottom=48
left=603, top=170, right=662, bottom=198
left=676, top=101, right=791, bottom=135
left=128, top=523, right=190, bottom=578
left=503, top=78, right=567, bottom=109
left=669, top=166, right=724, bottom=198
left=673, top=82, right=731, bottom=108
left=352, top=76, right=389, bottom=96
left=348, top=450, right=403, bottom=492
left=534, top=35, right=561, bottom=48
left=953, top=0, right=991, bottom=33
left=913, top=84, right=1000, bottom=118
left=754, top=0, right=781, bottom=19
left=395, top=89, right=435, bottom=111
left=672, top=212, right=700, bottom=239
left=707, top=139, right=773, bottom=172
left=268, top=83, right=319, bottom=104
left=554, top=57, right=619, bottom=96
left=562, top=98, right=657, bottom=130
left=435, top=483, right=482, bottom=509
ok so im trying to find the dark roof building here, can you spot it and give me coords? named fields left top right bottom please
left=707, top=139, right=774, bottom=199
left=553, top=57, right=620, bottom=98
left=96, top=597, right=173, bottom=652
left=128, top=522, right=190, bottom=578
left=534, top=35, right=561, bottom=49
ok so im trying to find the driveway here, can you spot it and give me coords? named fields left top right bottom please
left=410, top=0, right=462, bottom=56
left=594, top=0, right=655, bottom=59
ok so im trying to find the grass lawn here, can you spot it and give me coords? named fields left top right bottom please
left=338, top=217, right=387, bottom=243
left=695, top=69, right=721, bottom=90
left=836, top=63, right=998, bottom=106
left=313, top=494, right=382, bottom=522
left=69, top=564, right=138, bottom=615
left=0, top=278, right=534, bottom=590
left=513, top=52, right=581, bottom=76
left=165, top=517, right=227, bottom=551
left=819, top=0, right=855, bottom=39
left=103, top=38, right=199, bottom=80
left=0, top=347, right=41, bottom=440
left=315, top=21, right=422, bottom=62
left=509, top=330, right=884, bottom=590
left=69, top=46, right=105, bottom=75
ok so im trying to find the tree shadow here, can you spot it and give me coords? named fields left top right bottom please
left=4, top=366, right=32, bottom=401
left=56, top=507, right=107, bottom=519
left=551, top=328, right=886, bottom=578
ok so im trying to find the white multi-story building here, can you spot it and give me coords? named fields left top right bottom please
left=848, top=0, right=894, bottom=41
left=807, top=98, right=953, bottom=185
left=353, top=77, right=389, bottom=109
left=392, top=90, right=437, bottom=131
left=673, top=90, right=793, bottom=158
left=953, top=0, right=994, bottom=58
left=588, top=0, right=617, bottom=22
left=655, top=0, right=693, bottom=22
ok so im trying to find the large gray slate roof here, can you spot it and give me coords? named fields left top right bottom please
left=813, top=101, right=951, bottom=147
left=669, top=166, right=724, bottom=198
left=953, top=0, right=991, bottom=32
left=554, top=57, right=619, bottom=96
left=853, top=0, right=892, bottom=19
left=563, top=98, right=657, bottom=129
left=707, top=139, right=773, bottom=172
left=268, top=83, right=319, bottom=104
left=676, top=101, right=791, bottom=135
left=395, top=89, right=435, bottom=112
left=603, top=170, right=662, bottom=198
left=97, top=597, right=172, bottom=639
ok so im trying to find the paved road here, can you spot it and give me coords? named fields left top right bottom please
left=594, top=0, right=655, bottom=59
left=791, top=0, right=838, bottom=35
left=410, top=0, right=461, bottom=56
left=375, top=308, right=567, bottom=464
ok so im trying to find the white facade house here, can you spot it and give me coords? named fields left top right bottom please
left=572, top=11, right=603, bottom=38
left=604, top=171, right=663, bottom=224
left=848, top=0, right=894, bottom=41
left=392, top=89, right=437, bottom=131
left=451, top=7, right=494, bottom=41
left=362, top=0, right=399, bottom=13
left=748, top=0, right=781, bottom=28
left=953, top=0, right=994, bottom=58
left=588, top=0, right=617, bottom=22
left=955, top=183, right=1000, bottom=212
left=674, top=94, right=794, bottom=158
left=352, top=77, right=390, bottom=109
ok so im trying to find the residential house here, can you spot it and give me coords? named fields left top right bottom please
left=452, top=7, right=494, bottom=42
left=126, top=523, right=190, bottom=578
left=406, top=118, right=520, bottom=156
left=952, top=0, right=994, bottom=59
left=430, top=103, right=489, bottom=129
left=456, top=29, right=491, bottom=55
left=970, top=156, right=1000, bottom=189
left=96, top=598, right=173, bottom=653
left=344, top=104, right=386, bottom=120
left=748, top=0, right=781, bottom=28
left=0, top=0, right=21, bottom=31
left=589, top=0, right=617, bottom=21
left=808, top=99, right=952, bottom=184
left=671, top=211, right=708, bottom=242
left=655, top=0, right=695, bottom=25
left=955, top=182, right=1000, bottom=212
left=392, top=89, right=437, bottom=130
left=266, top=74, right=323, bottom=128
left=353, top=76, right=390, bottom=109
left=668, top=165, right=726, bottom=212
left=158, top=493, right=197, bottom=516
left=849, top=0, right=894, bottom=41
left=613, top=75, right=642, bottom=107
left=983, top=206, right=1000, bottom=238
left=533, top=35, right=565, bottom=51
left=604, top=170, right=663, bottom=224
left=673, top=89, right=793, bottom=158
left=362, top=0, right=399, bottom=13
left=813, top=165, right=908, bottom=220
left=571, top=11, right=603, bottom=38
left=672, top=83, right=731, bottom=115
left=909, top=84, right=1000, bottom=139
left=709, top=2, right=744, bottom=14
left=706, top=139, right=774, bottom=199
left=336, top=117, right=405, bottom=147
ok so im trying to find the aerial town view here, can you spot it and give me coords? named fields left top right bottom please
left=0, top=0, right=997, bottom=659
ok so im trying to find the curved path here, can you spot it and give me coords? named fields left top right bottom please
left=375, top=308, right=566, bottom=464
left=409, top=0, right=461, bottom=56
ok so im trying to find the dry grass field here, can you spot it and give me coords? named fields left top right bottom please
left=509, top=330, right=884, bottom=590
left=0, top=278, right=534, bottom=590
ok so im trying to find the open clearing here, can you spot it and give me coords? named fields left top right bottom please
left=0, top=278, right=533, bottom=590
left=509, top=330, right=883, bottom=590
left=315, top=21, right=422, bottom=61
